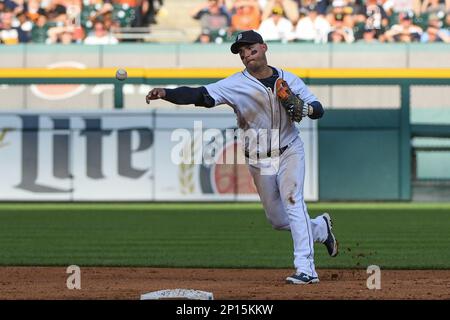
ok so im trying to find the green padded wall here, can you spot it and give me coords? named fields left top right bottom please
left=319, top=109, right=402, bottom=200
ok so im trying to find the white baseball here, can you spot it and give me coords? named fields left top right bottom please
left=116, top=69, right=127, bottom=81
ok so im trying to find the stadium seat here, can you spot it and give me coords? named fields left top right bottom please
left=414, top=13, right=429, bottom=30
left=113, top=4, right=136, bottom=27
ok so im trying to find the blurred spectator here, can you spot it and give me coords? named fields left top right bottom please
left=420, top=0, right=448, bottom=15
left=226, top=0, right=264, bottom=11
left=4, top=0, right=20, bottom=14
left=254, top=0, right=267, bottom=10
left=133, top=0, right=164, bottom=27
left=355, top=0, right=389, bottom=40
left=262, top=0, right=299, bottom=24
left=293, top=0, right=308, bottom=19
left=31, top=13, right=50, bottom=43
left=44, top=0, right=84, bottom=43
left=45, top=0, right=70, bottom=23
left=102, top=9, right=120, bottom=33
left=421, top=24, right=447, bottom=41
left=59, top=29, right=76, bottom=44
left=420, top=12, right=450, bottom=42
left=357, top=27, right=380, bottom=42
left=327, top=11, right=355, bottom=42
left=293, top=0, right=331, bottom=16
left=191, top=0, right=231, bottom=39
left=46, top=26, right=61, bottom=43
left=0, top=10, right=29, bottom=44
left=445, top=10, right=450, bottom=28
left=195, top=28, right=213, bottom=43
left=326, top=0, right=355, bottom=15
left=315, top=0, right=331, bottom=15
left=326, top=0, right=355, bottom=29
left=1, top=0, right=20, bottom=11
left=293, top=4, right=331, bottom=42
left=114, top=0, right=138, bottom=7
left=25, top=0, right=47, bottom=23
left=86, top=2, right=113, bottom=24
left=257, top=4, right=293, bottom=41
left=382, top=0, right=422, bottom=16
left=384, top=10, right=422, bottom=42
left=84, top=20, right=119, bottom=44
left=294, top=0, right=327, bottom=16
left=230, top=0, right=262, bottom=33
left=1, top=0, right=449, bottom=45
left=65, top=0, right=83, bottom=24
left=16, top=10, right=33, bottom=39
left=47, top=24, right=77, bottom=44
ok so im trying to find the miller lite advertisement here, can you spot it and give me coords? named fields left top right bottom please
left=0, top=111, right=318, bottom=201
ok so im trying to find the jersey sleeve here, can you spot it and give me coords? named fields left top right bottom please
left=291, top=76, right=317, bottom=105
left=204, top=77, right=234, bottom=107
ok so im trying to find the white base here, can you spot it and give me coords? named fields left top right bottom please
left=140, top=289, right=214, bottom=300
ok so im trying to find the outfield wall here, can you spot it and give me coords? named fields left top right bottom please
left=0, top=108, right=417, bottom=201
left=0, top=110, right=319, bottom=202
left=319, top=109, right=403, bottom=200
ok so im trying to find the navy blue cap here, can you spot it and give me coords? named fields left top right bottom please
left=230, top=30, right=264, bottom=54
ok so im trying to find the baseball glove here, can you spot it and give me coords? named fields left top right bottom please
left=276, top=79, right=307, bottom=122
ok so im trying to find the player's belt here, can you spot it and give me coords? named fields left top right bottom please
left=244, top=144, right=289, bottom=159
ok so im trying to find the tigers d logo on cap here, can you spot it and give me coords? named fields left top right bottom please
left=230, top=30, right=264, bottom=54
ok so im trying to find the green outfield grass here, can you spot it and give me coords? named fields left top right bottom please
left=0, top=203, right=449, bottom=269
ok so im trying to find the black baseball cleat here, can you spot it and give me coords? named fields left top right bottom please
left=322, top=213, right=339, bottom=257
left=286, top=272, right=319, bottom=284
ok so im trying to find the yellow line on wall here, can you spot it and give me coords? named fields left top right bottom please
left=0, top=68, right=145, bottom=78
left=302, top=69, right=450, bottom=78
left=0, top=68, right=449, bottom=79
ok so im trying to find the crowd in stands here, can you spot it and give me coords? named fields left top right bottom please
left=192, top=0, right=450, bottom=43
left=1, top=0, right=449, bottom=44
left=0, top=0, right=163, bottom=44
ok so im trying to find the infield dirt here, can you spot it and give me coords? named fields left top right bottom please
left=0, top=267, right=449, bottom=300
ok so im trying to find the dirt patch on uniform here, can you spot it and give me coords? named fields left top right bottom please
left=0, top=267, right=448, bottom=300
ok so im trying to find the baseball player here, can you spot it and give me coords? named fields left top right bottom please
left=146, top=30, right=338, bottom=284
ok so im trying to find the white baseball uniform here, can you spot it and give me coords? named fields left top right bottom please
left=205, top=67, right=328, bottom=277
